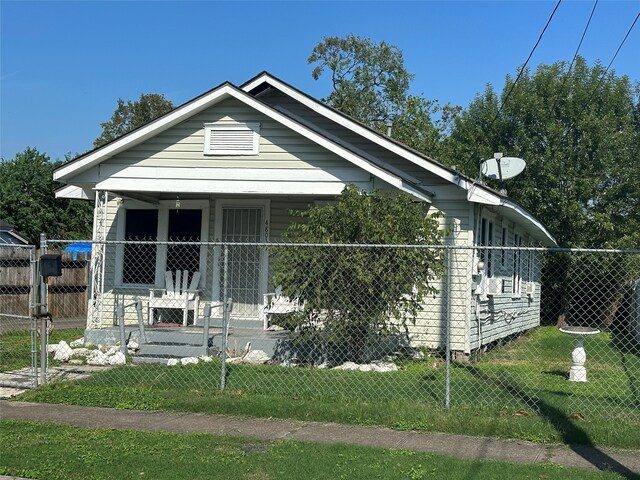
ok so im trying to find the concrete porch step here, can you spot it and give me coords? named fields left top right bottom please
left=143, top=328, right=216, bottom=345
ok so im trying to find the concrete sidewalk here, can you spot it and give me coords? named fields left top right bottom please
left=1, top=400, right=638, bottom=477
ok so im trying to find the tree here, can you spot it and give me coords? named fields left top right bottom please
left=271, top=186, right=445, bottom=363
left=0, top=148, right=93, bottom=244
left=441, top=57, right=640, bottom=249
left=93, top=93, right=174, bottom=148
left=440, top=57, right=640, bottom=327
left=309, top=35, right=444, bottom=156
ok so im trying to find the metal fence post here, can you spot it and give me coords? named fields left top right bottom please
left=29, top=247, right=39, bottom=388
left=117, top=301, right=127, bottom=355
left=202, top=303, right=211, bottom=349
left=135, top=297, right=147, bottom=344
left=39, top=233, right=48, bottom=385
left=444, top=245, right=452, bottom=409
left=220, top=245, right=229, bottom=391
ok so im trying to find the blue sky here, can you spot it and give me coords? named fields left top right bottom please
left=1, top=1, right=638, bottom=161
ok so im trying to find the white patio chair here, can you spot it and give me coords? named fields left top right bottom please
left=149, top=270, right=201, bottom=326
left=261, top=285, right=303, bottom=329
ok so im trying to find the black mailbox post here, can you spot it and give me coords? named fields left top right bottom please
left=40, top=253, right=62, bottom=277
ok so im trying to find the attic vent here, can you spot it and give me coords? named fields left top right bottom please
left=203, top=122, right=260, bottom=155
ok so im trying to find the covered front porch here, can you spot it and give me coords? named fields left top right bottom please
left=82, top=189, right=329, bottom=334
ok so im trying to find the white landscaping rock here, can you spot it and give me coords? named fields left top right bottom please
left=87, top=350, right=109, bottom=366
left=199, top=356, right=214, bottom=363
left=333, top=361, right=398, bottom=372
left=108, top=352, right=126, bottom=366
left=167, top=359, right=179, bottom=366
left=180, top=357, right=199, bottom=365
left=370, top=362, right=398, bottom=372
left=333, top=361, right=359, bottom=371
left=69, top=338, right=85, bottom=348
left=411, top=350, right=426, bottom=360
left=266, top=324, right=285, bottom=331
left=53, top=341, right=73, bottom=362
left=241, top=350, right=271, bottom=365
left=104, top=346, right=119, bottom=356
left=47, top=344, right=58, bottom=354
left=69, top=348, right=90, bottom=358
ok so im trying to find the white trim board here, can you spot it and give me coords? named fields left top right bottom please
left=55, top=83, right=431, bottom=203
left=242, top=72, right=556, bottom=246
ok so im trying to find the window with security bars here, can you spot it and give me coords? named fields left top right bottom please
left=166, top=209, right=202, bottom=274
left=122, top=209, right=157, bottom=285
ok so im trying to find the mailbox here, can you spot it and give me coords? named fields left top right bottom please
left=40, top=254, right=62, bottom=277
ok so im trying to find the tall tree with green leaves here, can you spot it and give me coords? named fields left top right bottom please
left=93, top=93, right=174, bottom=148
left=309, top=35, right=444, bottom=156
left=0, top=148, right=93, bottom=244
left=272, top=186, right=444, bottom=363
left=442, top=57, right=640, bottom=249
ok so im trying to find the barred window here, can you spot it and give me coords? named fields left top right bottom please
left=123, top=209, right=158, bottom=285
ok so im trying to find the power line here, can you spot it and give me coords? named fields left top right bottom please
left=485, top=0, right=562, bottom=134
left=598, top=12, right=640, bottom=81
left=575, top=8, right=639, bottom=113
left=566, top=0, right=598, bottom=75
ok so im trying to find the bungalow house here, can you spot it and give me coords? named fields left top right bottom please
left=53, top=72, right=556, bottom=358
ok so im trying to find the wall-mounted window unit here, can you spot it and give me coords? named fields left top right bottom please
left=486, top=277, right=503, bottom=296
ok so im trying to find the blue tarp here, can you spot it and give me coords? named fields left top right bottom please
left=64, top=242, right=92, bottom=260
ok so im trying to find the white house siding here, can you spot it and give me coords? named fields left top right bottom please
left=468, top=216, right=543, bottom=350
left=69, top=98, right=374, bottom=196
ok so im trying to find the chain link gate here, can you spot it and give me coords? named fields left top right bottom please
left=0, top=244, right=40, bottom=391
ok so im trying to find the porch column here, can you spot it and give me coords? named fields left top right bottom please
left=88, top=190, right=108, bottom=328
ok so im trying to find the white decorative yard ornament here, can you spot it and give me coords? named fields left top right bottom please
left=559, top=326, right=600, bottom=382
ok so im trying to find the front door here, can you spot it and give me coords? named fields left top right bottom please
left=213, top=200, right=270, bottom=318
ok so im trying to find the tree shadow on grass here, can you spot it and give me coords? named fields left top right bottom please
left=620, top=353, right=639, bottom=410
left=460, top=365, right=639, bottom=479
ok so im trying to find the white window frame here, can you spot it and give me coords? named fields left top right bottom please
left=479, top=217, right=495, bottom=278
left=512, top=232, right=523, bottom=297
left=115, top=199, right=210, bottom=288
left=203, top=122, right=260, bottom=155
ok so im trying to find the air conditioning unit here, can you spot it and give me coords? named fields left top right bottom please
left=526, top=282, right=536, bottom=296
left=486, top=278, right=503, bottom=296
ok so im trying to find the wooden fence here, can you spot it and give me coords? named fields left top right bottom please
left=0, top=246, right=89, bottom=321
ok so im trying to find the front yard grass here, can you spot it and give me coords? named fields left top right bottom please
left=0, top=327, right=84, bottom=372
left=15, top=326, right=640, bottom=450
left=0, top=420, right=628, bottom=480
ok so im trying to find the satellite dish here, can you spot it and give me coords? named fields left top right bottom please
left=480, top=154, right=526, bottom=181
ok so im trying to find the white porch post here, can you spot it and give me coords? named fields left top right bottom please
left=88, top=190, right=108, bottom=328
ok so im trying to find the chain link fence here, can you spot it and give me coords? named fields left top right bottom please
left=17, top=239, right=640, bottom=423
left=0, top=244, right=39, bottom=389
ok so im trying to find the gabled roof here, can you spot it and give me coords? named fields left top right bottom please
left=241, top=72, right=557, bottom=246
left=54, top=82, right=433, bottom=203
left=54, top=71, right=556, bottom=246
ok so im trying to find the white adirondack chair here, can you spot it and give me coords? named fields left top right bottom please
left=261, top=285, right=303, bottom=329
left=149, top=270, right=201, bottom=326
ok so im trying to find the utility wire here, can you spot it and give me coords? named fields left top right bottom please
left=566, top=0, right=598, bottom=75
left=590, top=10, right=640, bottom=95
left=485, top=0, right=562, bottom=135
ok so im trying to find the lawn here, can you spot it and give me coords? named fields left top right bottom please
left=15, top=326, right=640, bottom=449
left=0, top=327, right=84, bottom=372
left=0, top=420, right=628, bottom=480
